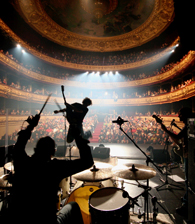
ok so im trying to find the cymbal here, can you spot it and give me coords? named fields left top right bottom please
left=0, top=174, right=12, bottom=190
left=73, top=162, right=113, bottom=182
left=112, top=163, right=156, bottom=180
left=4, top=162, right=14, bottom=171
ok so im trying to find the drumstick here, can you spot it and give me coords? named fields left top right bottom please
left=54, top=99, right=63, bottom=111
left=39, top=93, right=52, bottom=115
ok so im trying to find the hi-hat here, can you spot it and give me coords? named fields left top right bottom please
left=73, top=162, right=113, bottom=182
left=112, top=163, right=156, bottom=180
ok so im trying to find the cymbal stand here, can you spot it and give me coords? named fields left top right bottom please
left=117, top=121, right=172, bottom=223
left=68, top=145, right=75, bottom=190
left=156, top=124, right=184, bottom=191
left=54, top=99, right=73, bottom=191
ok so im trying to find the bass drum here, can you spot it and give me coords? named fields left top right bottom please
left=89, top=187, right=130, bottom=224
left=65, top=185, right=99, bottom=224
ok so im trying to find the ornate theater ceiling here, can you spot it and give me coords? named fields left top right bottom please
left=13, top=0, right=174, bottom=52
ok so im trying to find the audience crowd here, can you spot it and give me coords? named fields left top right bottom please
left=0, top=114, right=98, bottom=144
left=1, top=49, right=189, bottom=83
left=98, top=115, right=176, bottom=145
left=0, top=74, right=193, bottom=100
left=25, top=40, right=171, bottom=66
left=0, top=112, right=179, bottom=146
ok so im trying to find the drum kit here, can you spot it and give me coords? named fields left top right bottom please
left=62, top=161, right=157, bottom=224
left=1, top=160, right=157, bottom=224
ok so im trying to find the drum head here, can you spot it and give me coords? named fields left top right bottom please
left=89, top=187, right=129, bottom=211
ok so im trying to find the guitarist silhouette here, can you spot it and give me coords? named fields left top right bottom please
left=153, top=107, right=194, bottom=217
left=54, top=90, right=92, bottom=143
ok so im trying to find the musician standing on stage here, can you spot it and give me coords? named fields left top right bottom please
left=158, top=107, right=193, bottom=217
left=54, top=97, right=93, bottom=143
left=10, top=114, right=94, bottom=224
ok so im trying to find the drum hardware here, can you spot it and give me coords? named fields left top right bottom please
left=68, top=144, right=76, bottom=190
left=151, top=196, right=158, bottom=224
left=121, top=179, right=125, bottom=190
left=113, top=117, right=168, bottom=224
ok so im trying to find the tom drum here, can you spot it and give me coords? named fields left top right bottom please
left=89, top=187, right=130, bottom=224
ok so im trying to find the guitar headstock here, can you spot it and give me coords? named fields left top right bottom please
left=152, top=114, right=163, bottom=124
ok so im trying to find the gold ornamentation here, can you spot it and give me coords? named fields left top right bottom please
left=0, top=82, right=195, bottom=106
left=0, top=50, right=194, bottom=88
left=0, top=20, right=181, bottom=71
left=12, top=0, right=174, bottom=52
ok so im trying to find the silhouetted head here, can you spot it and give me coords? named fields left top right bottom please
left=178, top=107, right=192, bottom=123
left=34, top=136, right=56, bottom=160
left=82, top=97, right=92, bottom=107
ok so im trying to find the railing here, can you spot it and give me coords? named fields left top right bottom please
left=0, top=82, right=195, bottom=106
left=0, top=51, right=194, bottom=89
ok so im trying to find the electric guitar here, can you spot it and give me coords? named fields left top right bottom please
left=152, top=114, right=184, bottom=163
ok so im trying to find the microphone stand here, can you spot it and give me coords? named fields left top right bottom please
left=116, top=120, right=174, bottom=223
left=156, top=123, right=184, bottom=191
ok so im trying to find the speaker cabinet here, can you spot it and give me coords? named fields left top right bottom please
left=150, top=148, right=170, bottom=164
left=55, top=145, right=67, bottom=157
left=92, top=146, right=110, bottom=159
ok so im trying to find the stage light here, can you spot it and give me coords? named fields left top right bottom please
left=17, top=44, right=21, bottom=48
left=171, top=49, right=175, bottom=53
left=21, top=49, right=25, bottom=53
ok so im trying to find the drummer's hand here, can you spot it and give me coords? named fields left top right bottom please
left=26, top=114, right=40, bottom=127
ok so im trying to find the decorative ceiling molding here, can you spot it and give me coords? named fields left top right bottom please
left=14, top=0, right=174, bottom=52
left=0, top=82, right=195, bottom=106
left=1, top=51, right=194, bottom=89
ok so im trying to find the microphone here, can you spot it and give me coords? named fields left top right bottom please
left=122, top=191, right=129, bottom=198
left=61, top=85, right=64, bottom=92
left=112, top=116, right=128, bottom=125
left=171, top=119, right=175, bottom=126
left=54, top=110, right=60, bottom=114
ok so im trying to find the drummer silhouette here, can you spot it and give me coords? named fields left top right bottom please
left=10, top=113, right=94, bottom=224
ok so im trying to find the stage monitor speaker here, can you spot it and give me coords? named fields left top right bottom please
left=92, top=146, right=110, bottom=159
left=150, top=148, right=170, bottom=164
left=55, top=145, right=67, bottom=157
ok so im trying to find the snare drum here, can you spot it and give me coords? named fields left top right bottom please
left=89, top=187, right=130, bottom=224
left=65, top=185, right=99, bottom=224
